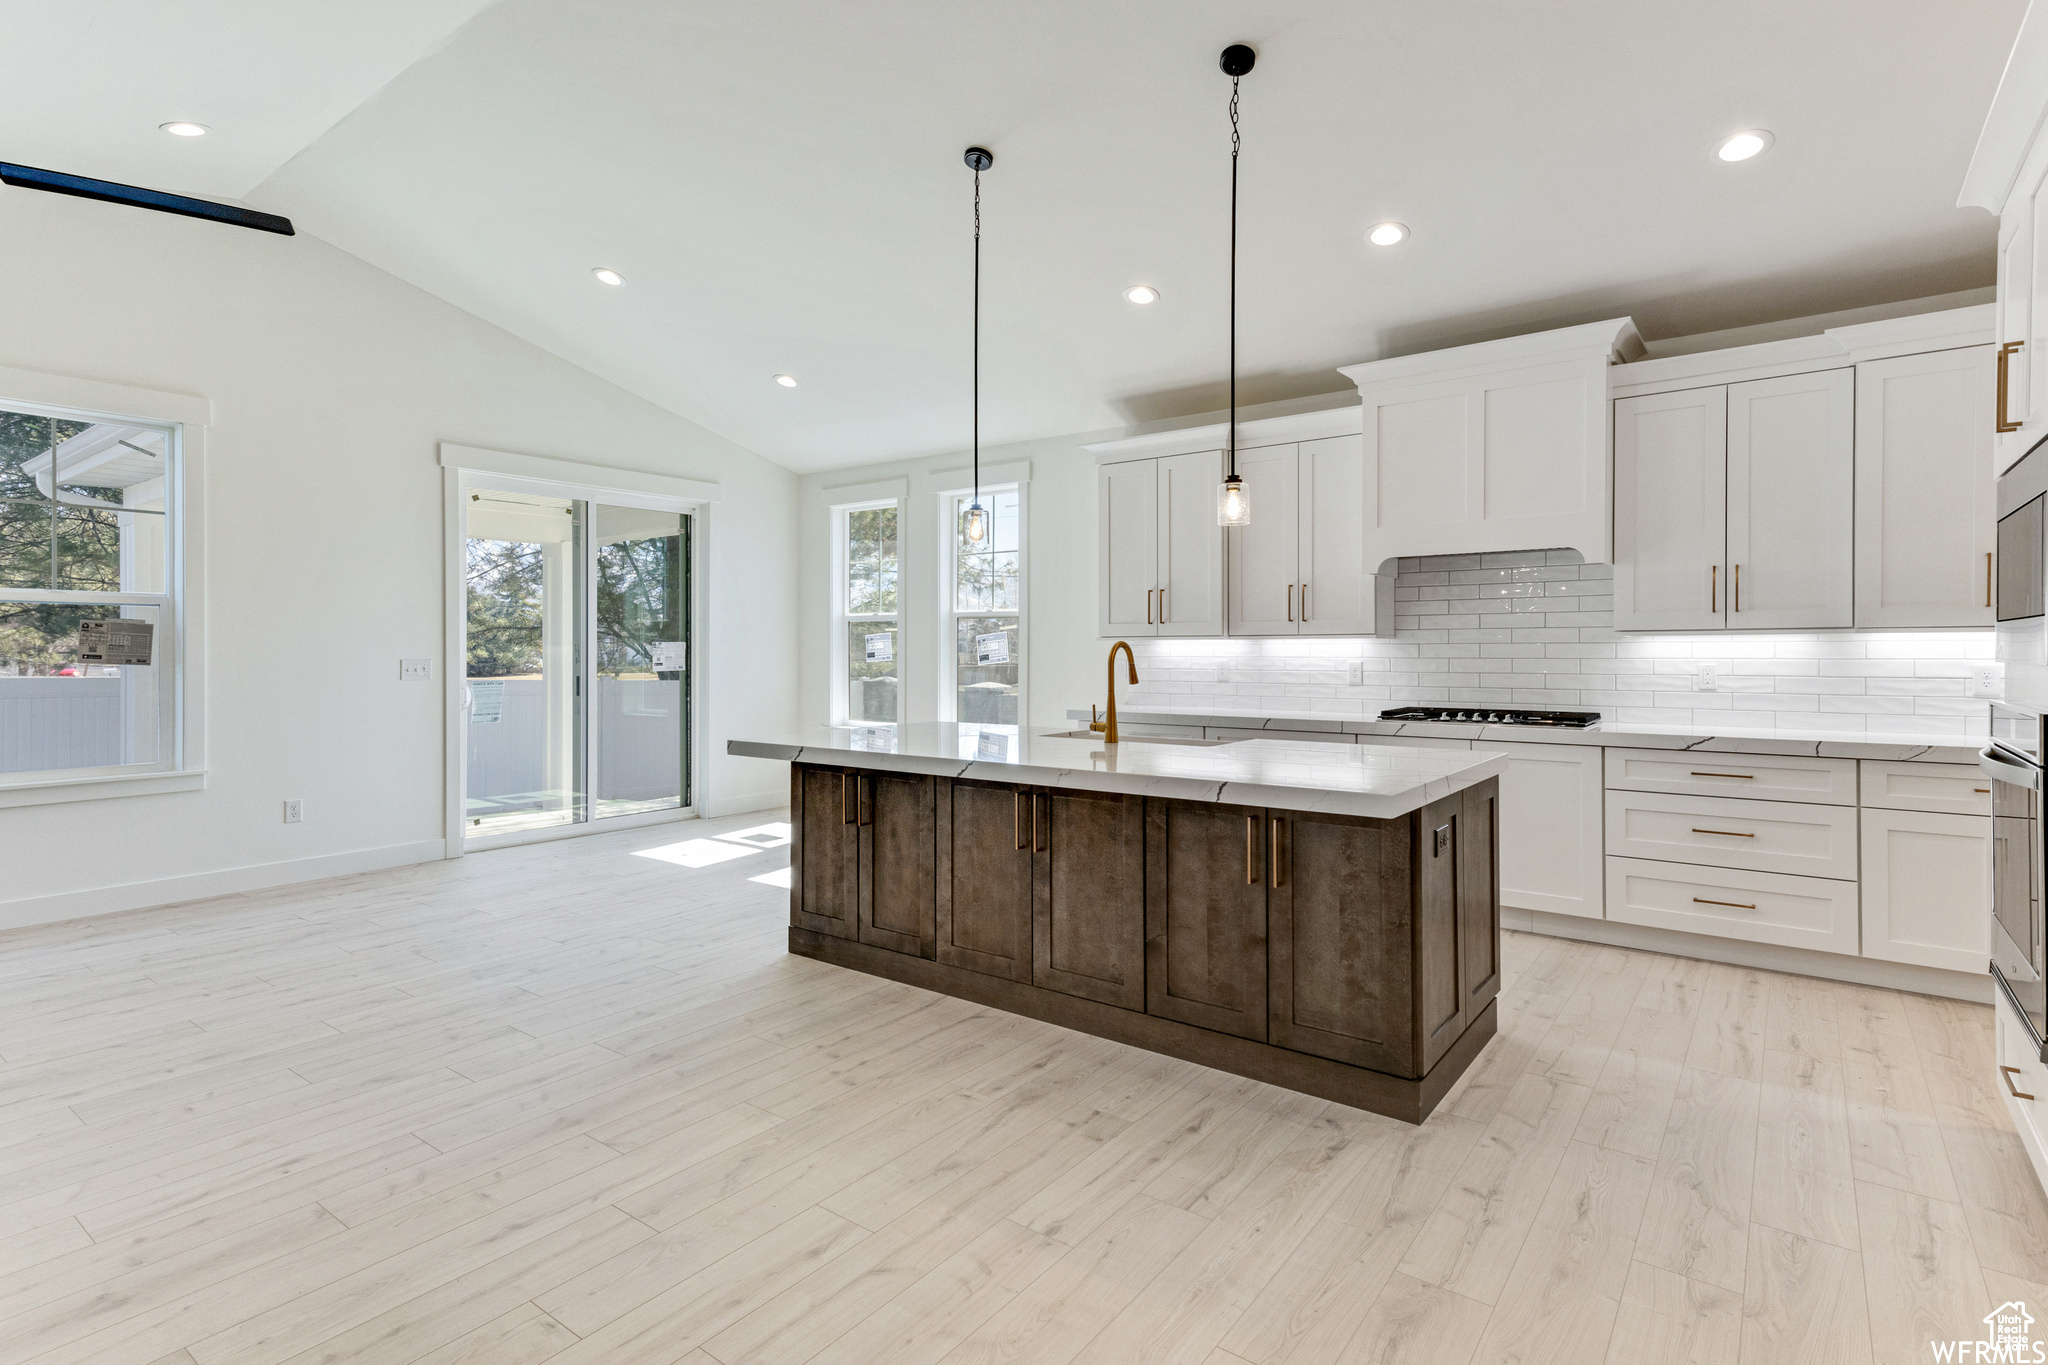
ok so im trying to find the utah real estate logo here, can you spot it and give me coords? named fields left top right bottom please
left=1933, top=1302, right=2040, bottom=1362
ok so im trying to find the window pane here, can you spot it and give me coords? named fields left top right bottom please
left=846, top=619, right=899, bottom=723
left=0, top=602, right=164, bottom=773
left=594, top=505, right=687, bottom=819
left=55, top=505, right=125, bottom=591
left=955, top=616, right=1018, bottom=726
left=0, top=501, right=51, bottom=588
left=846, top=506, right=897, bottom=614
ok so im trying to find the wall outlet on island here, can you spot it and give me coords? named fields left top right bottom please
left=1695, top=662, right=1719, bottom=691
left=1972, top=664, right=2005, bottom=699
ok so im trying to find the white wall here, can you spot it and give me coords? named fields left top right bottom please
left=0, top=189, right=798, bottom=928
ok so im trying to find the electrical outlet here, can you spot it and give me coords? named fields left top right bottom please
left=1214, top=664, right=1229, bottom=683
left=1347, top=662, right=1365, bottom=687
left=400, top=658, right=432, bottom=682
left=283, top=800, right=303, bottom=824
left=1695, top=662, right=1719, bottom=691
left=1972, top=664, right=2004, bottom=699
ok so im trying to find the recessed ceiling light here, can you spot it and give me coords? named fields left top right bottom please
left=591, top=267, right=624, bottom=286
left=159, top=122, right=208, bottom=138
left=1715, top=130, right=1773, bottom=162
left=1124, top=284, right=1159, bottom=305
left=774, top=373, right=798, bottom=388
left=1367, top=221, right=1408, bottom=246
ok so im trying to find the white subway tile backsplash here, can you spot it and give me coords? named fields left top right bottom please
left=1118, top=550, right=1993, bottom=737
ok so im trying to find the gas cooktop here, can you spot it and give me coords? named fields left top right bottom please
left=1378, top=706, right=1601, bottom=729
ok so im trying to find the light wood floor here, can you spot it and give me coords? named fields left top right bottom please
left=4, top=811, right=2048, bottom=1365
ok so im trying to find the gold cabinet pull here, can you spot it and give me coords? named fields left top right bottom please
left=1998, top=340, right=2025, bottom=433
left=1988, top=552, right=1995, bottom=609
left=1245, top=815, right=1255, bottom=885
left=1692, top=827, right=1755, bottom=837
left=1271, top=817, right=1284, bottom=887
left=1287, top=584, right=1294, bottom=622
left=1733, top=563, right=1741, bottom=612
left=1301, top=582, right=1309, bottom=620
left=1159, top=587, right=1167, bottom=622
left=1693, top=896, right=1756, bottom=910
left=2002, top=1065, right=2036, bottom=1101
left=1014, top=790, right=1026, bottom=850
left=1146, top=589, right=1154, bottom=625
left=1710, top=564, right=1718, bottom=613
left=1977, top=788, right=1992, bottom=794
left=1690, top=771, right=1753, bottom=779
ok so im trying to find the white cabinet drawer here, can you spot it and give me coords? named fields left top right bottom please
left=1995, top=987, right=2048, bottom=1191
left=1605, top=856, right=1859, bottom=955
left=1604, top=790, right=1857, bottom=879
left=1205, top=726, right=1354, bottom=745
left=1859, top=760, right=1993, bottom=815
left=1603, top=749, right=1857, bottom=804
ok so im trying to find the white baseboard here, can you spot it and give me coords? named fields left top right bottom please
left=1504, top=906, right=1992, bottom=1004
left=700, top=789, right=787, bottom=819
left=0, top=839, right=450, bottom=935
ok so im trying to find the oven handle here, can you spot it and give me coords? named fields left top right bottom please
left=1981, top=746, right=2044, bottom=791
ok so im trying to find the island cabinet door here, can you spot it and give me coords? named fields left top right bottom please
left=857, top=772, right=937, bottom=958
left=1144, top=799, right=1270, bottom=1040
left=1457, top=780, right=1503, bottom=1024
left=1267, top=807, right=1419, bottom=1078
left=935, top=779, right=1034, bottom=981
left=792, top=765, right=858, bottom=939
left=1032, top=789, right=1146, bottom=1010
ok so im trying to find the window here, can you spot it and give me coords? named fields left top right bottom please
left=0, top=403, right=178, bottom=783
left=840, top=503, right=900, bottom=725
left=947, top=487, right=1020, bottom=727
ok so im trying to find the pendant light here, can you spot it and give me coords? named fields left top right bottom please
left=962, top=145, right=993, bottom=544
left=1216, top=44, right=1255, bottom=527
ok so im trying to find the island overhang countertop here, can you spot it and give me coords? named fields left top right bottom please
left=728, top=723, right=1507, bottom=820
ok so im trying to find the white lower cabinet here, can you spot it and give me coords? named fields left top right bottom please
left=1604, top=855, right=1860, bottom=955
left=1859, top=807, right=1991, bottom=974
left=1995, top=987, right=2048, bottom=1192
left=1605, top=790, right=1859, bottom=880
left=1490, top=741, right=1604, bottom=920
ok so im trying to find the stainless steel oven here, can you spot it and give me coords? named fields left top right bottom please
left=1986, top=701, right=2048, bottom=1061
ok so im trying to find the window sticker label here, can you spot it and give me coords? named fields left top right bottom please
left=976, top=730, right=1009, bottom=760
left=469, top=679, right=504, bottom=723
left=651, top=641, right=687, bottom=671
left=975, top=631, right=1010, bottom=665
left=864, top=633, right=894, bottom=663
left=77, top=618, right=153, bottom=666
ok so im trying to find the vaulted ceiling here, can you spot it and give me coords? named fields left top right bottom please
left=0, top=0, right=2026, bottom=470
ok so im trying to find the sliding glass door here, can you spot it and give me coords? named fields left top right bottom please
left=464, top=486, right=691, bottom=842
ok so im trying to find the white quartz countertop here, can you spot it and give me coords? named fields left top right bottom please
left=728, top=724, right=1507, bottom=820
left=1065, top=705, right=1985, bottom=765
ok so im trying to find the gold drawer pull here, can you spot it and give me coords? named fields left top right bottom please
left=1978, top=788, right=1992, bottom=794
left=1692, top=827, right=1755, bottom=837
left=2002, top=1065, right=2036, bottom=1101
left=1998, top=340, right=2025, bottom=434
left=1694, top=897, right=1756, bottom=910
left=1690, top=771, right=1753, bottom=779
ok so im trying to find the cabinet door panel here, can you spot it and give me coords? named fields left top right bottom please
left=794, top=766, right=858, bottom=939
left=1458, top=780, right=1502, bottom=1023
left=1099, top=460, right=1158, bottom=637
left=1033, top=790, right=1146, bottom=1009
left=1226, top=444, right=1301, bottom=636
left=1728, top=369, right=1854, bottom=629
left=936, top=779, right=1033, bottom=980
left=1855, top=347, right=1997, bottom=628
left=1145, top=799, right=1269, bottom=1039
left=858, top=771, right=936, bottom=957
left=1614, top=386, right=1726, bottom=630
left=1860, top=808, right=1992, bottom=974
left=1299, top=434, right=1375, bottom=635
left=1157, top=450, right=1225, bottom=637
left=1494, top=741, right=1603, bottom=919
left=1413, top=794, right=1466, bottom=1074
left=1268, top=809, right=1415, bottom=1075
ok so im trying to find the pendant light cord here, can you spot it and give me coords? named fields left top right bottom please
left=973, top=165, right=981, bottom=510
left=1228, top=74, right=1240, bottom=480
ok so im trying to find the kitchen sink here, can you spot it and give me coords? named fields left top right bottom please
left=1042, top=730, right=1240, bottom=746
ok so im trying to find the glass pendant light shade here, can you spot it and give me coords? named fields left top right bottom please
left=1217, top=473, right=1250, bottom=526
left=963, top=501, right=988, bottom=543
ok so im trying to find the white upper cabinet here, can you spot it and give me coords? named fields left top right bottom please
left=1854, top=346, right=1997, bottom=628
left=1299, top=435, right=1377, bottom=636
left=1725, top=368, right=1854, bottom=630
left=1227, top=444, right=1301, bottom=635
left=1098, top=458, right=1159, bottom=637
left=1339, top=318, right=1642, bottom=568
left=1095, top=450, right=1225, bottom=639
left=1156, top=451, right=1225, bottom=636
left=1613, top=386, right=1727, bottom=632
